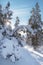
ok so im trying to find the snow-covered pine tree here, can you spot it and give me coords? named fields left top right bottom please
left=29, top=2, right=42, bottom=48
left=0, top=2, right=22, bottom=63
left=29, top=7, right=35, bottom=28
left=3, top=2, right=12, bottom=24
left=0, top=2, right=13, bottom=44
left=15, top=16, right=20, bottom=27
left=35, top=2, right=42, bottom=46
left=5, top=2, right=12, bottom=19
left=0, top=2, right=12, bottom=26
left=1, top=2, right=13, bottom=37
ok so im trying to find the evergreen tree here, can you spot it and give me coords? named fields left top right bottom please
left=0, top=2, right=12, bottom=25
left=29, top=7, right=35, bottom=28
left=0, top=2, right=13, bottom=38
left=29, top=2, right=42, bottom=48
left=15, top=16, right=20, bottom=27
left=0, top=2, right=22, bottom=63
left=3, top=2, right=12, bottom=23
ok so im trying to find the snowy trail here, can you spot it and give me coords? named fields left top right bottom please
left=24, top=45, right=43, bottom=57
left=0, top=47, right=40, bottom=65
left=24, top=45, right=43, bottom=65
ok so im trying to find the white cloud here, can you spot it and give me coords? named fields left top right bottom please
left=11, top=8, right=31, bottom=25
left=13, top=8, right=30, bottom=17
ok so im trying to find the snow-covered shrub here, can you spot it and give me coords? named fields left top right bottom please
left=1, top=37, right=22, bottom=62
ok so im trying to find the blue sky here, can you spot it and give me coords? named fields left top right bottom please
left=0, top=0, right=43, bottom=25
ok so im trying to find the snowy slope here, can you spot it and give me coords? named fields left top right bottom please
left=24, top=45, right=43, bottom=65
left=0, top=47, right=40, bottom=65
left=0, top=37, right=22, bottom=62
left=0, top=31, right=42, bottom=65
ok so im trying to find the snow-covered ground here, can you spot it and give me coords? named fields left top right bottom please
left=24, top=45, right=43, bottom=65
left=0, top=46, right=40, bottom=65
left=0, top=39, right=42, bottom=65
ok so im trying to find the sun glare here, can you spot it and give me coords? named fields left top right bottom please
left=11, top=24, right=15, bottom=30
left=6, top=22, right=10, bottom=26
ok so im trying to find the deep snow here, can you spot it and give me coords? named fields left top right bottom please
left=0, top=34, right=43, bottom=65
left=0, top=47, right=40, bottom=65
